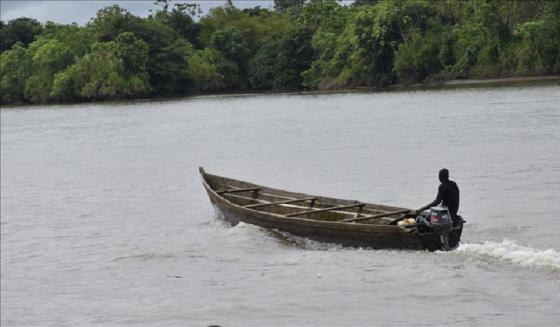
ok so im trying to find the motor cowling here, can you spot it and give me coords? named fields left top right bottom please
left=430, top=206, right=452, bottom=250
left=430, top=206, right=452, bottom=233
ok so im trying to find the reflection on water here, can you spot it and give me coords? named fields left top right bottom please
left=2, top=85, right=560, bottom=325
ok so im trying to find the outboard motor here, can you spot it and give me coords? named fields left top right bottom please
left=430, top=206, right=453, bottom=250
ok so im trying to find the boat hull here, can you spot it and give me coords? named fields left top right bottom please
left=201, top=169, right=463, bottom=251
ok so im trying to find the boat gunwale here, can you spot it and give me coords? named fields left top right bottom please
left=199, top=167, right=412, bottom=231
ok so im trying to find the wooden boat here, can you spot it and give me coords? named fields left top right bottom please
left=200, top=167, right=463, bottom=251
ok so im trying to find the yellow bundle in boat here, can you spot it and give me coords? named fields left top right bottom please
left=397, top=218, right=417, bottom=226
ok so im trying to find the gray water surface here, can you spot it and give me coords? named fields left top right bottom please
left=2, top=86, right=560, bottom=326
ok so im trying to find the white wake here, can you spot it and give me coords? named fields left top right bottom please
left=457, top=239, right=560, bottom=271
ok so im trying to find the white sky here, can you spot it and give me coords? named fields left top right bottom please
left=0, top=1, right=278, bottom=25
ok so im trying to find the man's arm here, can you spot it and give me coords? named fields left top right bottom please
left=416, top=185, right=444, bottom=213
left=417, top=198, right=440, bottom=213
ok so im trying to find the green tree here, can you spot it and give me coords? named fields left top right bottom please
left=353, top=0, right=380, bottom=6
left=187, top=48, right=230, bottom=92
left=0, top=43, right=32, bottom=104
left=304, top=0, right=450, bottom=87
left=115, top=32, right=151, bottom=75
left=199, top=5, right=293, bottom=55
left=88, top=5, right=193, bottom=94
left=88, top=5, right=136, bottom=41
left=166, top=6, right=201, bottom=47
left=41, top=22, right=96, bottom=58
left=210, top=26, right=249, bottom=63
left=152, top=0, right=202, bottom=48
left=210, top=27, right=249, bottom=88
left=514, top=3, right=560, bottom=75
left=51, top=32, right=150, bottom=101
left=0, top=17, right=43, bottom=52
left=248, top=41, right=280, bottom=90
left=151, top=38, right=194, bottom=94
left=394, top=32, right=443, bottom=83
left=242, top=7, right=271, bottom=17
left=299, top=0, right=348, bottom=32
left=274, top=0, right=305, bottom=14
left=249, top=28, right=315, bottom=90
left=24, top=38, right=74, bottom=103
left=300, top=0, right=352, bottom=88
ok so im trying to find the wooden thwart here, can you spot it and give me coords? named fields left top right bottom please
left=244, top=197, right=316, bottom=209
left=286, top=203, right=364, bottom=217
left=340, top=209, right=411, bottom=223
left=217, top=187, right=260, bottom=195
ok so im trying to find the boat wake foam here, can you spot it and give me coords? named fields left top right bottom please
left=280, top=232, right=346, bottom=251
left=231, top=223, right=345, bottom=251
left=457, top=239, right=560, bottom=272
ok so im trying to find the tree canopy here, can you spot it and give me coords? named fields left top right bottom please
left=1, top=0, right=559, bottom=105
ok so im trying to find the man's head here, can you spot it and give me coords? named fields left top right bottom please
left=439, top=168, right=449, bottom=183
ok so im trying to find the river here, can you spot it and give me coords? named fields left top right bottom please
left=1, top=85, right=559, bottom=326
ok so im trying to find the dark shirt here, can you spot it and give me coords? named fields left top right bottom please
left=423, top=180, right=460, bottom=220
left=436, top=180, right=460, bottom=219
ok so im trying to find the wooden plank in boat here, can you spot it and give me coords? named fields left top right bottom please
left=217, top=187, right=261, bottom=195
left=286, top=203, right=364, bottom=217
left=340, top=209, right=411, bottom=223
left=244, top=197, right=317, bottom=209
left=226, top=193, right=333, bottom=208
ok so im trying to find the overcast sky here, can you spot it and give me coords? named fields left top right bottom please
left=0, top=1, right=281, bottom=25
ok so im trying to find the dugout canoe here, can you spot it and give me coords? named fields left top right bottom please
left=200, top=167, right=463, bottom=251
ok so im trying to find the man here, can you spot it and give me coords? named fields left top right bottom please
left=416, top=168, right=460, bottom=222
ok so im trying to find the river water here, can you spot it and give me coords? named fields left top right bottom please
left=1, top=85, right=560, bottom=326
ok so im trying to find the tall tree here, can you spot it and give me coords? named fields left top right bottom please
left=88, top=5, right=193, bottom=95
left=24, top=38, right=74, bottom=103
left=51, top=32, right=150, bottom=101
left=0, top=43, right=32, bottom=104
left=274, top=0, right=305, bottom=14
left=210, top=26, right=249, bottom=88
left=0, top=17, right=43, bottom=52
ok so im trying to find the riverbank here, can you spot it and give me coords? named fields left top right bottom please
left=441, top=75, right=560, bottom=86
left=1, top=75, right=559, bottom=109
left=382, top=75, right=559, bottom=93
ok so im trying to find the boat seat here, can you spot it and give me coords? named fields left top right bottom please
left=217, top=187, right=260, bottom=195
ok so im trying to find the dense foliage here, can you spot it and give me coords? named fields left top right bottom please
left=1, top=0, right=559, bottom=105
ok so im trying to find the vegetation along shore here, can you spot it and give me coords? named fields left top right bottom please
left=1, top=0, right=559, bottom=106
